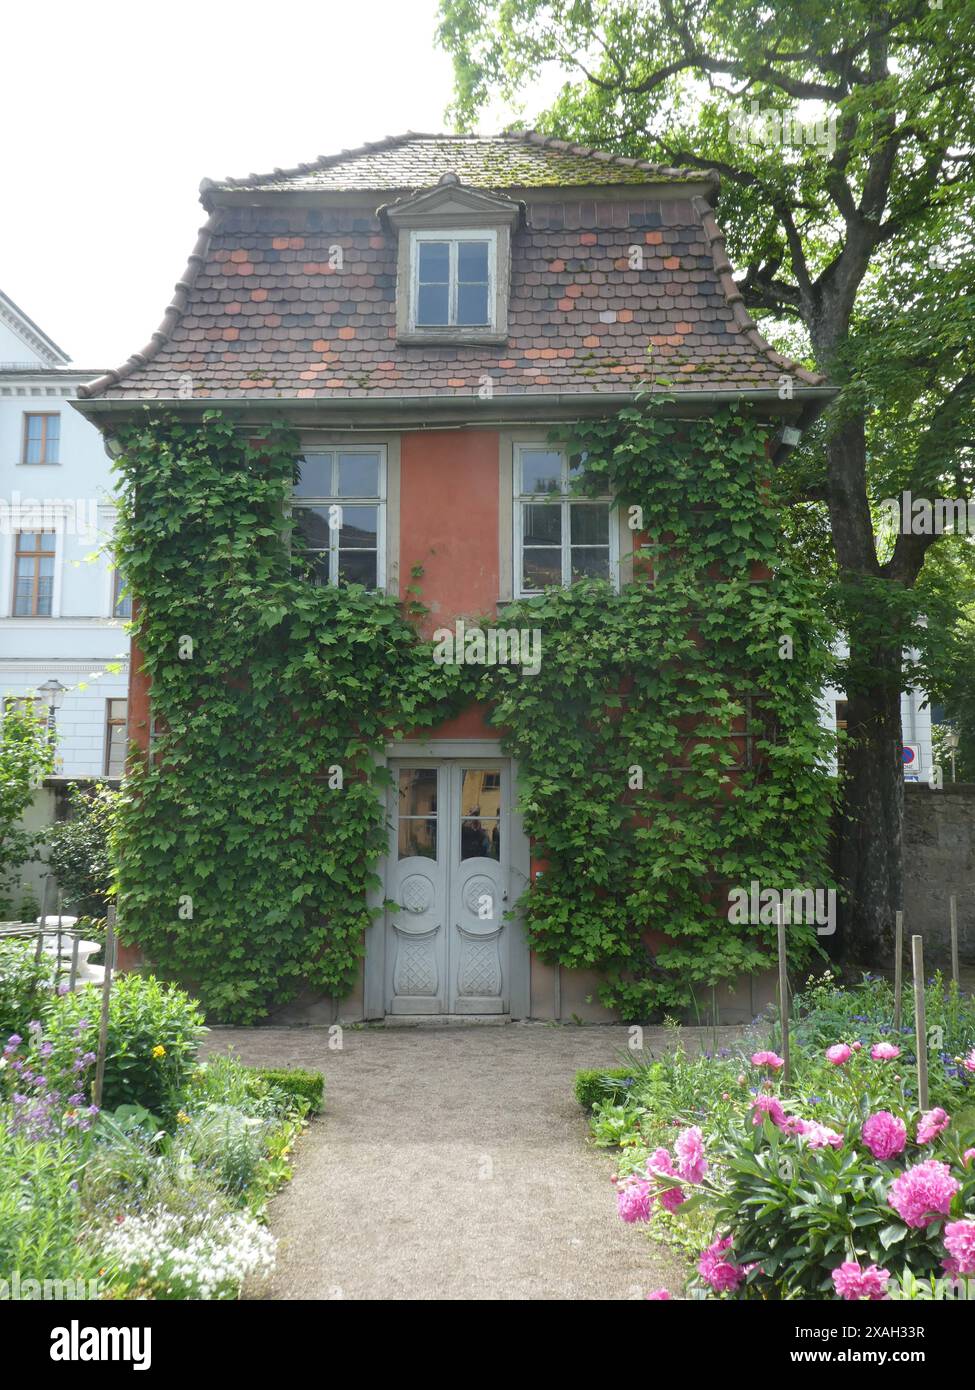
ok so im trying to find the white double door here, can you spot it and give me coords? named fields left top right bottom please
left=386, top=760, right=509, bottom=1014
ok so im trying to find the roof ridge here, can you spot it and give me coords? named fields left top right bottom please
left=77, top=215, right=219, bottom=400
left=690, top=196, right=825, bottom=388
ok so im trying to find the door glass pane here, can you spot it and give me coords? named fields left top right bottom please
left=399, top=768, right=437, bottom=816
left=460, top=769, right=501, bottom=861
left=337, top=453, right=379, bottom=497
left=294, top=453, right=332, bottom=497
left=398, top=817, right=437, bottom=860
left=520, top=450, right=563, bottom=495
left=522, top=548, right=562, bottom=591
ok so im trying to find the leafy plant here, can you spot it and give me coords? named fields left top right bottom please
left=0, top=704, right=55, bottom=915
left=251, top=1066, right=324, bottom=1114
left=39, top=974, right=206, bottom=1119
left=0, top=940, right=57, bottom=1040
left=47, top=781, right=119, bottom=921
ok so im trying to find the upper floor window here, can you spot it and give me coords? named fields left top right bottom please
left=22, top=412, right=60, bottom=465
left=514, top=447, right=615, bottom=597
left=412, top=230, right=494, bottom=330
left=13, top=531, right=56, bottom=615
left=291, top=448, right=385, bottom=590
left=104, top=698, right=128, bottom=778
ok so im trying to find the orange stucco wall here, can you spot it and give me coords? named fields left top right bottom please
left=399, top=430, right=500, bottom=636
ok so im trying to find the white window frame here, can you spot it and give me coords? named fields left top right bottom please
left=409, top=228, right=497, bottom=333
left=290, top=445, right=387, bottom=591
left=513, top=445, right=618, bottom=598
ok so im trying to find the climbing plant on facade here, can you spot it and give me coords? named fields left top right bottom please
left=111, top=401, right=835, bottom=1023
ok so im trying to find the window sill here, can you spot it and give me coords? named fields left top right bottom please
left=397, top=330, right=508, bottom=348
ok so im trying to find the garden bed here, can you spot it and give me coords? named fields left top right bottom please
left=576, top=971, right=975, bottom=1300
left=0, top=939, right=323, bottom=1300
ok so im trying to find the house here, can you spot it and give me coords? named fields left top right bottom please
left=819, top=640, right=933, bottom=783
left=75, top=131, right=835, bottom=1022
left=0, top=288, right=128, bottom=911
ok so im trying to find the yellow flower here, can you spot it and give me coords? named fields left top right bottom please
left=152, top=1045, right=166, bottom=1059
left=176, top=1110, right=190, bottom=1125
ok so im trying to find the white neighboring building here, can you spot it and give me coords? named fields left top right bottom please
left=0, top=289, right=129, bottom=801
left=819, top=640, right=933, bottom=781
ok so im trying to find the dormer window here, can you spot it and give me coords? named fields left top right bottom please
left=382, top=174, right=522, bottom=347
left=413, top=231, right=494, bottom=329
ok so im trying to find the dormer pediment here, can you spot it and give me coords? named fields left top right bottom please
left=380, top=174, right=524, bottom=231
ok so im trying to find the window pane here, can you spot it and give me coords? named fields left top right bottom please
left=337, top=505, right=377, bottom=549
left=46, top=416, right=60, bottom=463
left=570, top=503, right=609, bottom=544
left=457, top=241, right=489, bottom=281
left=294, top=453, right=332, bottom=497
left=460, top=769, right=501, bottom=818
left=520, top=450, right=563, bottom=495
left=523, top=503, right=561, bottom=546
left=457, top=282, right=489, bottom=326
left=398, top=818, right=437, bottom=860
left=338, top=550, right=377, bottom=587
left=294, top=506, right=333, bottom=548
left=417, top=283, right=449, bottom=325
left=399, top=768, right=438, bottom=817
left=461, top=820, right=500, bottom=861
left=418, top=241, right=450, bottom=283
left=14, top=558, right=35, bottom=615
left=26, top=415, right=43, bottom=440
left=337, top=452, right=379, bottom=497
left=39, top=531, right=56, bottom=552
left=301, top=552, right=329, bottom=586
left=570, top=547, right=610, bottom=581
left=522, top=548, right=562, bottom=590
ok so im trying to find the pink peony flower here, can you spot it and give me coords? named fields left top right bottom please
left=861, top=1111, right=907, bottom=1160
left=750, top=1095, right=787, bottom=1128
left=943, top=1220, right=975, bottom=1276
left=675, top=1125, right=708, bottom=1183
left=887, top=1160, right=960, bottom=1228
left=751, top=1050, right=785, bottom=1070
left=826, top=1043, right=852, bottom=1065
left=832, top=1260, right=891, bottom=1301
left=917, top=1107, right=950, bottom=1145
left=963, top=1050, right=975, bottom=1074
left=798, top=1120, right=843, bottom=1150
left=871, top=1042, right=901, bottom=1061
left=851, top=1041, right=862, bottom=1051
left=616, top=1175, right=652, bottom=1224
left=963, top=1148, right=975, bottom=1168
left=648, top=1146, right=676, bottom=1177
left=659, top=1185, right=686, bottom=1213
left=646, top=1289, right=671, bottom=1300
left=698, top=1235, right=746, bottom=1293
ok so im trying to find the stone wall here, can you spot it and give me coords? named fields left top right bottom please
left=903, top=783, right=975, bottom=965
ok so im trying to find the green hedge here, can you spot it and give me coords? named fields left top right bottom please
left=252, top=1067, right=324, bottom=1114
left=574, top=1066, right=639, bottom=1112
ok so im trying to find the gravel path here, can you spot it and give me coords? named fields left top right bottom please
left=204, top=1022, right=740, bottom=1301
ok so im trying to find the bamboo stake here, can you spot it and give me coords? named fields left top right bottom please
left=777, top=903, right=790, bottom=1090
left=893, top=910, right=903, bottom=1035
left=93, top=915, right=115, bottom=1112
left=912, top=934, right=929, bottom=1112
left=950, top=894, right=959, bottom=989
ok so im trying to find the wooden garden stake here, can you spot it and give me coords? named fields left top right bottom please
left=93, top=913, right=116, bottom=1112
left=950, top=894, right=959, bottom=989
left=776, top=903, right=790, bottom=1090
left=912, top=934, right=929, bottom=1112
left=893, top=910, right=903, bottom=1035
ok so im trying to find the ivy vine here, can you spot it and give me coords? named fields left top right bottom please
left=112, top=400, right=835, bottom=1023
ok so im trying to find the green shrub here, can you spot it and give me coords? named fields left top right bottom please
left=46, top=782, right=119, bottom=921
left=574, top=1065, right=639, bottom=1112
left=179, top=1103, right=269, bottom=1196
left=0, top=939, right=56, bottom=1041
left=252, top=1066, right=324, bottom=1114
left=41, top=974, right=206, bottom=1119
left=0, top=1121, right=103, bottom=1297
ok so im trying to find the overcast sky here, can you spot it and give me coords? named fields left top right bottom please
left=1, top=0, right=537, bottom=368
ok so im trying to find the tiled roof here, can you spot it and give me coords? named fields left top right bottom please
left=200, top=131, right=715, bottom=199
left=79, top=135, right=826, bottom=403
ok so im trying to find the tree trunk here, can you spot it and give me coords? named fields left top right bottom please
left=836, top=641, right=904, bottom=963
